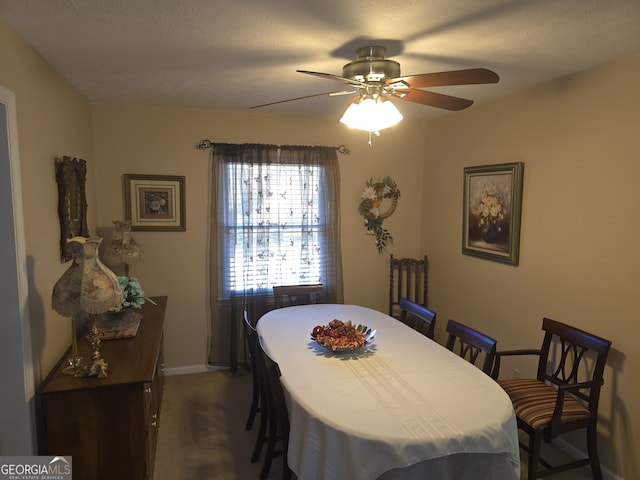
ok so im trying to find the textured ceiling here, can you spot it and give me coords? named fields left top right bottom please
left=1, top=0, right=639, bottom=121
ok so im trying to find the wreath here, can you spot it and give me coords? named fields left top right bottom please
left=358, top=177, right=401, bottom=254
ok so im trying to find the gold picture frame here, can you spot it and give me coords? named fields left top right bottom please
left=124, top=174, right=186, bottom=231
left=462, top=162, right=524, bottom=265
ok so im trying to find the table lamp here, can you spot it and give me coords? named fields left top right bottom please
left=52, top=236, right=124, bottom=377
left=105, top=220, right=143, bottom=276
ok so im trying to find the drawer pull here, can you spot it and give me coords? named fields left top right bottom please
left=145, top=387, right=152, bottom=394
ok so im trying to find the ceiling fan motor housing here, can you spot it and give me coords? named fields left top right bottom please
left=342, top=46, right=400, bottom=83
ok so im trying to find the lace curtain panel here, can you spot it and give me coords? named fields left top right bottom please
left=207, top=143, right=344, bottom=369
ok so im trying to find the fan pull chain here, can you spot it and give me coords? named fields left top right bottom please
left=367, top=131, right=381, bottom=146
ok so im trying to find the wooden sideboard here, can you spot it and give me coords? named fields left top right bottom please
left=41, top=296, right=167, bottom=480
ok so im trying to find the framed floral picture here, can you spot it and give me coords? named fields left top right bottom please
left=124, top=174, right=186, bottom=231
left=462, top=162, right=524, bottom=265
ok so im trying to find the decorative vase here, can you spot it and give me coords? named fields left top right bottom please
left=94, top=307, right=142, bottom=340
left=481, top=222, right=499, bottom=243
left=95, top=307, right=133, bottom=325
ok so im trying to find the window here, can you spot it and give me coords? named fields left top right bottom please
left=222, top=162, right=325, bottom=292
left=219, top=156, right=330, bottom=295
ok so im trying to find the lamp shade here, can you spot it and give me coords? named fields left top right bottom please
left=105, top=220, right=144, bottom=267
left=52, top=236, right=124, bottom=316
left=339, top=95, right=403, bottom=132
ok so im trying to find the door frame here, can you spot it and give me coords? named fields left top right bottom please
left=0, top=82, right=36, bottom=454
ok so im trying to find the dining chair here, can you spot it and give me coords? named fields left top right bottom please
left=242, top=310, right=261, bottom=430
left=389, top=254, right=428, bottom=318
left=492, top=318, right=612, bottom=480
left=273, top=283, right=325, bottom=308
left=445, top=319, right=497, bottom=376
left=398, top=297, right=436, bottom=340
left=257, top=338, right=293, bottom=480
left=242, top=311, right=271, bottom=465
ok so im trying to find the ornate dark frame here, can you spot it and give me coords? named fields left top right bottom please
left=55, top=156, right=89, bottom=262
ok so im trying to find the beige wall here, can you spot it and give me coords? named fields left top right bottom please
left=0, top=19, right=96, bottom=379
left=91, top=104, right=426, bottom=369
left=421, top=55, right=640, bottom=478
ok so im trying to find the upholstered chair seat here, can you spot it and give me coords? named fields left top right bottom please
left=498, top=378, right=591, bottom=429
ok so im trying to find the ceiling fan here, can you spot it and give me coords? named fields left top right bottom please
left=250, top=45, right=499, bottom=133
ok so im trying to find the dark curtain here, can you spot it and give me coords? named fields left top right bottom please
left=207, top=143, right=343, bottom=370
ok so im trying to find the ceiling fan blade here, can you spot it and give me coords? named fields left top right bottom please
left=396, top=89, right=473, bottom=111
left=329, top=90, right=359, bottom=97
left=250, top=90, right=356, bottom=109
left=297, top=70, right=367, bottom=87
left=387, top=68, right=499, bottom=89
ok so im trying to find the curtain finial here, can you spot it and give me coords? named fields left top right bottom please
left=195, top=139, right=213, bottom=150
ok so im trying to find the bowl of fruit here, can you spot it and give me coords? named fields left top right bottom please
left=310, top=319, right=377, bottom=352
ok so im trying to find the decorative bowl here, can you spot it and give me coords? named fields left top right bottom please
left=310, top=319, right=377, bottom=352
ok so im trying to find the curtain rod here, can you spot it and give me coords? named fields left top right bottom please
left=194, top=139, right=350, bottom=155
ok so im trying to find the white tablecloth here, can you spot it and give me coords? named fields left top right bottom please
left=257, top=304, right=520, bottom=480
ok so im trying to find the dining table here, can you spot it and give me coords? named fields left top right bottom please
left=256, top=303, right=520, bottom=480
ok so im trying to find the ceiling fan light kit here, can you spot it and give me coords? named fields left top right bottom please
left=339, top=94, right=403, bottom=133
left=251, top=45, right=499, bottom=142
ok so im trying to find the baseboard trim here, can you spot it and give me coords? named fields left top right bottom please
left=164, top=364, right=227, bottom=376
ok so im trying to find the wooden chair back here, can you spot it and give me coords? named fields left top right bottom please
left=389, top=255, right=428, bottom=318
left=273, top=283, right=325, bottom=308
left=398, top=297, right=436, bottom=340
left=536, top=318, right=611, bottom=422
left=242, top=311, right=269, bottom=461
left=256, top=339, right=292, bottom=480
left=445, top=319, right=497, bottom=376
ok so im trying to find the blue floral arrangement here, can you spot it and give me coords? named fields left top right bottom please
left=111, top=276, right=146, bottom=311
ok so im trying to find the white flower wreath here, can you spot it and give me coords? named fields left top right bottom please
left=358, top=177, right=401, bottom=254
